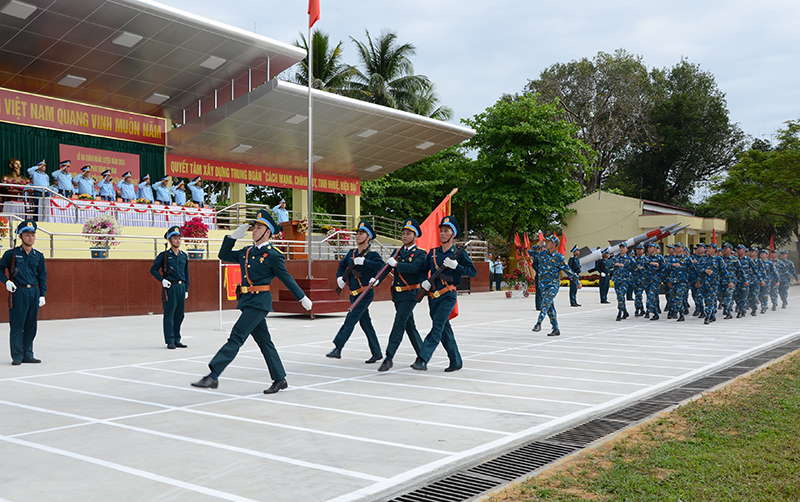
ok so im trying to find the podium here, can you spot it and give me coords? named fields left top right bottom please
left=280, top=220, right=308, bottom=259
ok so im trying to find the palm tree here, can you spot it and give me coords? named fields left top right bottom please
left=292, top=31, right=357, bottom=93
left=349, top=30, right=452, bottom=120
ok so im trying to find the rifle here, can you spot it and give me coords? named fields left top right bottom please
left=7, top=239, right=17, bottom=309
left=416, top=245, right=466, bottom=302
left=335, top=246, right=369, bottom=295
left=348, top=247, right=401, bottom=312
left=161, top=246, right=172, bottom=302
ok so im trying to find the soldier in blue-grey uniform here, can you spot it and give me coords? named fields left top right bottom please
left=327, top=221, right=385, bottom=362
left=96, top=170, right=116, bottom=201
left=116, top=171, right=136, bottom=202
left=733, top=244, right=752, bottom=317
left=777, top=250, right=797, bottom=308
left=377, top=217, right=426, bottom=372
left=567, top=245, right=582, bottom=307
left=137, top=174, right=154, bottom=203
left=530, top=234, right=581, bottom=336
left=747, top=247, right=765, bottom=316
left=632, top=244, right=646, bottom=316
left=718, top=243, right=737, bottom=319
left=187, top=176, right=205, bottom=207
left=171, top=180, right=187, bottom=206
left=1, top=220, right=47, bottom=365
left=596, top=248, right=611, bottom=304
left=192, top=209, right=312, bottom=393
left=689, top=244, right=705, bottom=316
left=610, top=242, right=636, bottom=320
left=531, top=240, right=543, bottom=310
left=644, top=242, right=664, bottom=320
left=51, top=160, right=73, bottom=198
left=150, top=226, right=190, bottom=349
left=72, top=165, right=96, bottom=197
left=154, top=177, right=172, bottom=205
left=27, top=160, right=50, bottom=220
left=666, top=242, right=690, bottom=321
left=272, top=198, right=289, bottom=224
left=760, top=249, right=778, bottom=312
left=697, top=243, right=721, bottom=324
left=411, top=216, right=476, bottom=371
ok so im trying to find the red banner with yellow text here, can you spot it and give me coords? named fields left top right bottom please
left=59, top=145, right=140, bottom=185
left=167, top=154, right=360, bottom=195
left=0, top=87, right=166, bottom=146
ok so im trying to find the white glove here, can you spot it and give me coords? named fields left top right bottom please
left=300, top=296, right=313, bottom=311
left=6, top=281, right=16, bottom=293
left=162, top=279, right=171, bottom=288
left=337, top=277, right=346, bottom=289
left=600, top=272, right=606, bottom=277
left=368, top=277, right=378, bottom=286
left=38, top=296, right=46, bottom=307
left=443, top=257, right=458, bottom=269
left=421, top=280, right=431, bottom=291
left=386, top=257, right=398, bottom=268
left=353, top=256, right=365, bottom=266
left=185, top=292, right=189, bottom=299
left=230, top=223, right=249, bottom=240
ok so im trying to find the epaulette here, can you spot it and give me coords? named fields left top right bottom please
left=269, top=245, right=285, bottom=255
left=416, top=247, right=426, bottom=252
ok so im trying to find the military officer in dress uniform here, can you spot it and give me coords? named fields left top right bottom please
left=377, top=218, right=426, bottom=372
left=171, top=180, right=187, bottom=206
left=137, top=174, right=154, bottom=203
left=192, top=210, right=312, bottom=393
left=568, top=245, right=582, bottom=307
left=327, top=221, right=385, bottom=362
left=97, top=170, right=116, bottom=201
left=187, top=176, right=205, bottom=207
left=116, top=171, right=137, bottom=202
left=530, top=234, right=581, bottom=336
left=150, top=226, right=189, bottom=349
left=154, top=177, right=172, bottom=205
left=611, top=243, right=636, bottom=320
left=27, top=160, right=50, bottom=220
left=412, top=216, right=476, bottom=371
left=272, top=198, right=289, bottom=224
left=1, top=220, right=47, bottom=365
left=51, top=160, right=73, bottom=198
left=596, top=248, right=611, bottom=304
left=72, top=165, right=96, bottom=197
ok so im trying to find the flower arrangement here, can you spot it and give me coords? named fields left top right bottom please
left=503, top=268, right=534, bottom=290
left=323, top=226, right=352, bottom=254
left=135, top=198, right=150, bottom=204
left=0, top=216, right=8, bottom=238
left=183, top=201, right=197, bottom=208
left=296, top=218, right=308, bottom=234
left=82, top=213, right=121, bottom=248
left=180, top=217, right=209, bottom=249
left=77, top=193, right=95, bottom=200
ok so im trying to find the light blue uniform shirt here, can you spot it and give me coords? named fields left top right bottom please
left=116, top=180, right=136, bottom=200
left=51, top=170, right=73, bottom=191
left=137, top=182, right=153, bottom=202
left=27, top=166, right=50, bottom=190
left=272, top=204, right=289, bottom=224
left=187, top=181, right=204, bottom=204
left=171, top=186, right=187, bottom=205
left=97, top=179, right=116, bottom=198
left=154, top=183, right=172, bottom=204
left=72, top=174, right=96, bottom=196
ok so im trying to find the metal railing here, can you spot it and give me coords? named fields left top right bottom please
left=361, top=214, right=405, bottom=241
left=214, top=202, right=300, bottom=229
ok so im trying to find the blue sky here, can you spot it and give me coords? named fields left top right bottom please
left=158, top=0, right=800, bottom=143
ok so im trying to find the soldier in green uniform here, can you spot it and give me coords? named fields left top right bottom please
left=192, top=210, right=312, bottom=394
left=1, top=220, right=47, bottom=365
left=150, top=226, right=189, bottom=349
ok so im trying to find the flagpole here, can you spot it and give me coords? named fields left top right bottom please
left=306, top=25, right=314, bottom=279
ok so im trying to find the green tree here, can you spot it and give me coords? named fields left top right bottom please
left=349, top=30, right=452, bottom=120
left=526, top=49, right=651, bottom=195
left=292, top=30, right=357, bottom=93
left=617, top=59, right=745, bottom=205
left=462, top=94, right=591, bottom=243
left=710, top=119, right=800, bottom=255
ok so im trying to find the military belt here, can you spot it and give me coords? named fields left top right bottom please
left=240, top=285, right=270, bottom=294
left=394, top=284, right=419, bottom=292
left=428, top=285, right=457, bottom=298
left=350, top=286, right=369, bottom=296
left=17, top=284, right=38, bottom=289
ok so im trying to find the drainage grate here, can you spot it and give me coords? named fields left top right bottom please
left=546, top=418, right=628, bottom=447
left=650, top=387, right=699, bottom=403
left=681, top=375, right=731, bottom=390
left=603, top=399, right=672, bottom=422
left=467, top=441, right=579, bottom=481
left=388, top=472, right=501, bottom=502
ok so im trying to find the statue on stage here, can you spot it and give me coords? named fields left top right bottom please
left=2, top=158, right=30, bottom=202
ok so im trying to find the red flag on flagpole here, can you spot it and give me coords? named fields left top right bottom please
left=557, top=232, right=567, bottom=256
left=308, top=0, right=320, bottom=27
left=712, top=229, right=717, bottom=245
left=418, top=188, right=459, bottom=319
left=770, top=234, right=775, bottom=253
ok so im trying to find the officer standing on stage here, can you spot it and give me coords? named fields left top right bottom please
left=1, top=220, right=47, bottom=365
left=171, top=180, right=187, bottom=206
left=377, top=218, right=425, bottom=372
left=97, top=170, right=116, bottom=201
left=27, top=160, right=50, bottom=220
left=192, top=210, right=312, bottom=393
left=412, top=216, right=476, bottom=371
left=327, top=221, right=385, bottom=362
left=611, top=243, right=636, bottom=320
left=116, top=171, right=137, bottom=202
left=137, top=174, right=154, bottom=203
left=530, top=234, right=581, bottom=335
left=568, top=245, right=582, bottom=307
left=51, top=160, right=73, bottom=198
left=154, top=177, right=172, bottom=205
left=150, top=226, right=189, bottom=350
left=187, top=176, right=205, bottom=207
left=272, top=198, right=289, bottom=224
left=596, top=248, right=611, bottom=304
left=72, top=165, right=96, bottom=197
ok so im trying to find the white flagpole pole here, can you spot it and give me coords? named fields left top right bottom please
left=306, top=25, right=314, bottom=279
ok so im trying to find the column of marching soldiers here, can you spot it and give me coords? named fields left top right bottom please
left=602, top=241, right=798, bottom=324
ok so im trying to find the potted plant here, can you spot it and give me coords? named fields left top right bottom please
left=503, top=268, right=534, bottom=297
left=181, top=216, right=209, bottom=259
left=82, top=213, right=121, bottom=258
left=0, top=216, right=8, bottom=250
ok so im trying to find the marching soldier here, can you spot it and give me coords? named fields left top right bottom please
left=377, top=218, right=426, bottom=372
left=719, top=243, right=737, bottom=319
left=412, top=216, right=476, bottom=371
left=1, top=220, right=47, bottom=365
left=192, top=210, right=312, bottom=393
left=632, top=244, right=646, bottom=316
left=150, top=226, right=189, bottom=349
left=611, top=243, right=635, bottom=320
left=689, top=244, right=705, bottom=316
left=644, top=242, right=664, bottom=320
left=530, top=234, right=580, bottom=336
left=327, top=221, right=385, bottom=362
left=733, top=245, right=751, bottom=317
left=777, top=250, right=797, bottom=308
left=760, top=250, right=779, bottom=312
left=697, top=243, right=721, bottom=324
left=666, top=243, right=690, bottom=321
left=747, top=247, right=765, bottom=316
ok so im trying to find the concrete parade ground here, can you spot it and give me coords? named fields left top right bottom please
left=1, top=288, right=799, bottom=502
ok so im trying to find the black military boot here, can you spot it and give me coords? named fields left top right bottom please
left=704, top=317, right=711, bottom=325
left=616, top=312, right=622, bottom=321
left=698, top=311, right=705, bottom=319
left=724, top=312, right=733, bottom=320
left=751, top=309, right=757, bottom=316
left=644, top=312, right=650, bottom=319
left=532, top=322, right=542, bottom=332
left=677, top=314, right=685, bottom=322
left=650, top=314, right=659, bottom=321
left=623, top=310, right=629, bottom=319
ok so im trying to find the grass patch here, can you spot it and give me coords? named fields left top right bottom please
left=487, top=352, right=800, bottom=502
